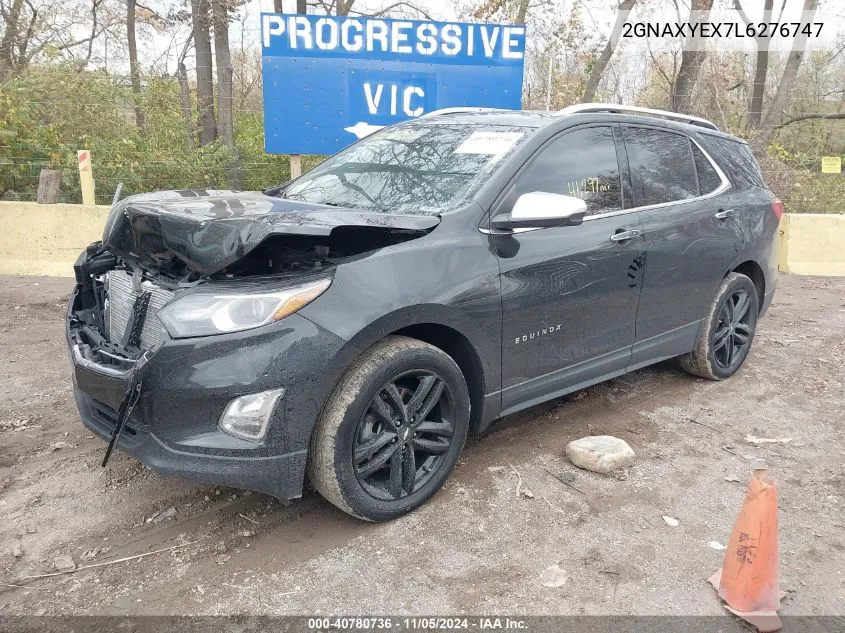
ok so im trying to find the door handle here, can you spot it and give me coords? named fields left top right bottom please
left=715, top=209, right=735, bottom=220
left=610, top=229, right=641, bottom=243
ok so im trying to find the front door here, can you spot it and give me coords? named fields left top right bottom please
left=491, top=125, right=646, bottom=415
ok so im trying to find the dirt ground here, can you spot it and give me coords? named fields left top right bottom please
left=0, top=273, right=843, bottom=617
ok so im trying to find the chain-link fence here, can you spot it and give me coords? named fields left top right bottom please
left=0, top=146, right=328, bottom=205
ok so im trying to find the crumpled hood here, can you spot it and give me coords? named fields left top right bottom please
left=102, top=189, right=440, bottom=276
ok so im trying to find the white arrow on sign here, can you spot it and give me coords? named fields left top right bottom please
left=344, top=121, right=384, bottom=139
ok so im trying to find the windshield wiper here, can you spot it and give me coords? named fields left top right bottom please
left=262, top=181, right=290, bottom=197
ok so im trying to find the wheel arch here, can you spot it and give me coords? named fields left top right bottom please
left=309, top=305, right=495, bottom=445
left=391, top=323, right=487, bottom=434
left=731, top=260, right=765, bottom=312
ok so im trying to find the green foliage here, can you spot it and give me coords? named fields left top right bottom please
left=761, top=142, right=844, bottom=215
left=0, top=61, right=840, bottom=214
left=0, top=64, right=308, bottom=204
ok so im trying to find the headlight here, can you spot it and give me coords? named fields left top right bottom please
left=158, top=278, right=331, bottom=338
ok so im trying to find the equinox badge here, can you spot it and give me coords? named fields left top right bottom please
left=515, top=323, right=562, bottom=345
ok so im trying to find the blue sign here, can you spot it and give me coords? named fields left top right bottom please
left=260, top=13, right=526, bottom=155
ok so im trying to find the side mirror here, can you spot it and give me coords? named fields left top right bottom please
left=491, top=192, right=587, bottom=230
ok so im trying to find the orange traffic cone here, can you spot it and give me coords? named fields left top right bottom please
left=708, top=468, right=785, bottom=632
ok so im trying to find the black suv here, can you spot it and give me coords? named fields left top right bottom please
left=68, top=104, right=780, bottom=521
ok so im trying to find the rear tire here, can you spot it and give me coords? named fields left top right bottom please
left=308, top=335, right=470, bottom=521
left=680, top=272, right=759, bottom=380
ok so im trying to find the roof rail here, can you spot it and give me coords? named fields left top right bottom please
left=558, top=103, right=719, bottom=131
left=421, top=107, right=506, bottom=118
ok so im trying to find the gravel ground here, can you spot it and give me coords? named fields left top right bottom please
left=0, top=273, right=843, bottom=617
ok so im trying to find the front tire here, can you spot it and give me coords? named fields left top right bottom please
left=680, top=272, right=759, bottom=380
left=308, top=336, right=470, bottom=521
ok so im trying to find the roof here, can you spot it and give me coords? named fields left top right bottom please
left=410, top=104, right=746, bottom=143
left=411, top=108, right=557, bottom=128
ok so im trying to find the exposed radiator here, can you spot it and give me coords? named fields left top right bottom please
left=105, top=270, right=174, bottom=350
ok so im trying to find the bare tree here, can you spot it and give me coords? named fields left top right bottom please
left=670, top=0, right=714, bottom=114
left=472, top=0, right=529, bottom=24
left=757, top=0, right=820, bottom=144
left=513, top=0, right=528, bottom=24
left=0, top=0, right=112, bottom=80
left=191, top=0, right=217, bottom=146
left=0, top=0, right=28, bottom=81
left=274, top=0, right=305, bottom=12
left=176, top=34, right=196, bottom=151
left=582, top=0, right=636, bottom=102
left=774, top=112, right=845, bottom=128
left=335, top=0, right=354, bottom=15
left=734, top=0, right=775, bottom=128
left=212, top=0, right=234, bottom=147
left=127, top=0, right=146, bottom=133
left=176, top=63, right=196, bottom=151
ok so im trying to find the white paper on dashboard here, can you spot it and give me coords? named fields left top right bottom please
left=454, top=131, right=523, bottom=155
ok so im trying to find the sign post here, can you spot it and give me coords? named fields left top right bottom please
left=77, top=150, right=95, bottom=205
left=261, top=13, right=526, bottom=156
left=290, top=154, right=302, bottom=179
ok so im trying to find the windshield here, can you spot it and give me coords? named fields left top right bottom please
left=281, top=123, right=531, bottom=215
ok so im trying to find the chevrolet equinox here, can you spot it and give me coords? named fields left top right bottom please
left=68, top=104, right=780, bottom=520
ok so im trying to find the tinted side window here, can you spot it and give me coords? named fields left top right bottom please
left=512, top=126, right=621, bottom=215
left=623, top=127, right=698, bottom=206
left=692, top=143, right=723, bottom=195
left=700, top=135, right=766, bottom=190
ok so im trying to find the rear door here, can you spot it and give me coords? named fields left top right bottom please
left=621, top=124, right=740, bottom=369
left=492, top=124, right=646, bottom=415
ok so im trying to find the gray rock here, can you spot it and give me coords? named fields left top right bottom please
left=53, top=554, right=76, bottom=572
left=540, top=564, right=568, bottom=588
left=662, top=515, right=680, bottom=527
left=80, top=547, right=100, bottom=562
left=153, top=507, right=176, bottom=524
left=13, top=543, right=23, bottom=558
left=559, top=471, right=576, bottom=484
left=565, top=435, right=635, bottom=474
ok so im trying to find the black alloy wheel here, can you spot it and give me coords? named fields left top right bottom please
left=354, top=371, right=454, bottom=501
left=308, top=335, right=470, bottom=521
left=679, top=272, right=759, bottom=380
left=712, top=288, right=754, bottom=369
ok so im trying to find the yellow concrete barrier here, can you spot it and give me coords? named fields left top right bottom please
left=0, top=201, right=110, bottom=277
left=778, top=213, right=845, bottom=277
left=1, top=201, right=843, bottom=278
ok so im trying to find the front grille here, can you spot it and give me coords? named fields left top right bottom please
left=106, top=270, right=174, bottom=350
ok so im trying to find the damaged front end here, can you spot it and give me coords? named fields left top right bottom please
left=68, top=243, right=162, bottom=465
left=68, top=189, right=439, bottom=469
left=100, top=189, right=440, bottom=279
left=70, top=189, right=439, bottom=362
left=68, top=243, right=149, bottom=403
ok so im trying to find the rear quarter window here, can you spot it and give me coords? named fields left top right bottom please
left=699, top=135, right=767, bottom=190
left=691, top=143, right=723, bottom=195
left=622, top=126, right=699, bottom=206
